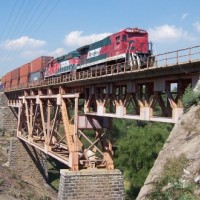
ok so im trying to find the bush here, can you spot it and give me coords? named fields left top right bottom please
left=182, top=85, right=200, bottom=111
left=113, top=120, right=172, bottom=199
left=149, top=154, right=198, bottom=200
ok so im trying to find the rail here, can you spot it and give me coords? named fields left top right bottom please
left=4, top=45, right=200, bottom=92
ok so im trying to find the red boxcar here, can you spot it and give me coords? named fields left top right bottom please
left=11, top=79, right=19, bottom=87
left=11, top=68, right=20, bottom=80
left=20, top=63, right=30, bottom=77
left=19, top=76, right=29, bottom=84
left=5, top=81, right=11, bottom=89
left=6, top=72, right=12, bottom=82
left=30, top=56, right=53, bottom=73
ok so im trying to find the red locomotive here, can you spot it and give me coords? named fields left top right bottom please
left=44, top=27, right=153, bottom=77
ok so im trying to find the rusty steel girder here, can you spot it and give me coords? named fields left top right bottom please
left=17, top=93, right=114, bottom=171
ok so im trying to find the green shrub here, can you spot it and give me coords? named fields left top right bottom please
left=149, top=154, right=198, bottom=200
left=162, top=154, right=188, bottom=183
left=182, top=85, right=200, bottom=110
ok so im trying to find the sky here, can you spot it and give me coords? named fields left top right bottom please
left=0, top=0, right=200, bottom=76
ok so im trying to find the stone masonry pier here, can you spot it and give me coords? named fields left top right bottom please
left=0, top=92, right=17, bottom=134
left=8, top=137, right=48, bottom=184
left=58, top=169, right=125, bottom=200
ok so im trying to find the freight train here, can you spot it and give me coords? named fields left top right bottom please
left=1, top=27, right=154, bottom=89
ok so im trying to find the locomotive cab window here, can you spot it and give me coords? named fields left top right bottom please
left=116, top=36, right=120, bottom=45
left=122, top=34, right=127, bottom=41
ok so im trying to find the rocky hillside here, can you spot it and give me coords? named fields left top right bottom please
left=137, top=105, right=200, bottom=199
left=0, top=134, right=57, bottom=200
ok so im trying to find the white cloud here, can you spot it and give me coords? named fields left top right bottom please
left=181, top=13, right=189, bottom=20
left=48, top=48, right=66, bottom=57
left=193, top=22, right=200, bottom=33
left=148, top=24, right=194, bottom=43
left=2, top=36, right=46, bottom=50
left=64, top=31, right=111, bottom=48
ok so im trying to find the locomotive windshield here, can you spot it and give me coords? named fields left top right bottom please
left=128, top=32, right=146, bottom=38
left=128, top=33, right=135, bottom=38
left=125, top=28, right=147, bottom=38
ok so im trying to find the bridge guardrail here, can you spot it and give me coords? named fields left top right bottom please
left=4, top=45, right=200, bottom=92
left=154, top=45, right=200, bottom=67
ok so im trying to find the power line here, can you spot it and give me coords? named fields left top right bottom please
left=4, top=1, right=57, bottom=68
left=0, top=0, right=46, bottom=69
left=0, top=1, right=18, bottom=43
left=0, top=0, right=27, bottom=65
left=32, top=0, right=61, bottom=36
left=4, top=0, right=26, bottom=40
left=26, top=0, right=52, bottom=35
left=0, top=0, right=61, bottom=72
left=19, top=0, right=44, bottom=36
left=8, top=0, right=36, bottom=39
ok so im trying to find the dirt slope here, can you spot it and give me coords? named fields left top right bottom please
left=0, top=136, right=57, bottom=200
left=137, top=105, right=200, bottom=199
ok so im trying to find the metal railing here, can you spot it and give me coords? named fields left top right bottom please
left=154, top=45, right=200, bottom=67
left=4, top=45, right=200, bottom=92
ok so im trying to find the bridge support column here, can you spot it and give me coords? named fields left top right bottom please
left=140, top=107, right=153, bottom=120
left=116, top=105, right=126, bottom=117
left=8, top=137, right=48, bottom=184
left=58, top=169, right=125, bottom=200
left=96, top=101, right=106, bottom=115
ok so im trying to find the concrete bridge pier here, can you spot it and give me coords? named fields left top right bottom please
left=58, top=169, right=125, bottom=200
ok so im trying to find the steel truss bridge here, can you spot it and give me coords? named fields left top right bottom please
left=4, top=45, right=200, bottom=170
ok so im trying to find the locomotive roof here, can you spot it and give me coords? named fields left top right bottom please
left=123, top=27, right=147, bottom=34
left=77, top=27, right=147, bottom=52
left=89, top=36, right=111, bottom=50
left=76, top=45, right=90, bottom=53
left=55, top=51, right=79, bottom=62
left=77, top=35, right=111, bottom=52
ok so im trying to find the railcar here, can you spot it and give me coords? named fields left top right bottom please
left=77, top=27, right=153, bottom=70
left=44, top=51, right=80, bottom=78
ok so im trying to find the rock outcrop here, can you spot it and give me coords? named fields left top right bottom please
left=137, top=105, right=200, bottom=199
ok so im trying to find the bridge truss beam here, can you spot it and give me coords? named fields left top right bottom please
left=84, top=79, right=191, bottom=123
left=16, top=88, right=114, bottom=170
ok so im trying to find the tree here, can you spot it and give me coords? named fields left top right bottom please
left=113, top=119, right=172, bottom=199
